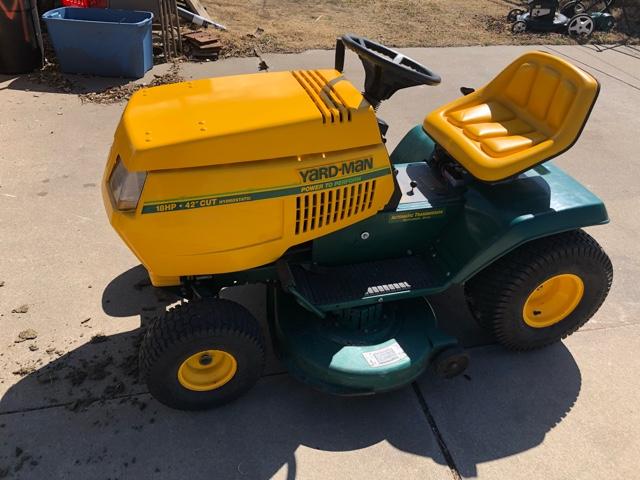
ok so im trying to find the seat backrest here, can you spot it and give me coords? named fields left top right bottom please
left=485, top=51, right=599, bottom=145
left=422, top=51, right=600, bottom=182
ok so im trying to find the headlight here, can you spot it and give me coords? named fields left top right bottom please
left=109, top=156, right=147, bottom=211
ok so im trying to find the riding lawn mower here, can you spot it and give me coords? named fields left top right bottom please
left=102, top=35, right=613, bottom=410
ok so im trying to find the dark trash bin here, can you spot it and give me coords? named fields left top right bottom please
left=0, top=0, right=43, bottom=74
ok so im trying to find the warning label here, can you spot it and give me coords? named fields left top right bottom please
left=362, top=342, right=408, bottom=368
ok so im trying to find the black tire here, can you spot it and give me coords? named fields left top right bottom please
left=465, top=230, right=613, bottom=351
left=139, top=298, right=265, bottom=410
left=511, top=20, right=528, bottom=34
left=433, top=346, right=469, bottom=379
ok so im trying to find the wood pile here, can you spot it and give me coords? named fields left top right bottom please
left=182, top=30, right=222, bottom=60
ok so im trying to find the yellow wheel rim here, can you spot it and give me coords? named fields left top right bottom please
left=177, top=350, right=237, bottom=392
left=523, top=274, right=584, bottom=328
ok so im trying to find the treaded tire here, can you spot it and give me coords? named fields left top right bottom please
left=139, top=298, right=265, bottom=410
left=465, top=230, right=613, bottom=351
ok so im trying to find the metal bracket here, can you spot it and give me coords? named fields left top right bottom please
left=276, top=260, right=326, bottom=318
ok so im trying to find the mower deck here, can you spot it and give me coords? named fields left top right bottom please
left=272, top=290, right=459, bottom=395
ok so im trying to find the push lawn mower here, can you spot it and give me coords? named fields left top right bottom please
left=559, top=0, right=616, bottom=17
left=103, top=35, right=613, bottom=410
left=508, top=0, right=616, bottom=37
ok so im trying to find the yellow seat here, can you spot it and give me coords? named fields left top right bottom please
left=423, top=51, right=600, bottom=182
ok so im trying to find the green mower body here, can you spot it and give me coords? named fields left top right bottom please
left=187, top=126, right=608, bottom=396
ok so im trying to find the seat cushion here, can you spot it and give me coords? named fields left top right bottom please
left=462, top=118, right=534, bottom=141
left=481, top=132, right=548, bottom=157
left=448, top=102, right=514, bottom=127
left=446, top=99, right=549, bottom=160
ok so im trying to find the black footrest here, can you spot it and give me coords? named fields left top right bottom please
left=287, top=256, right=443, bottom=308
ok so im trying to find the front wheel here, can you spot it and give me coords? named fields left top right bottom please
left=139, top=298, right=265, bottom=410
left=465, top=230, right=613, bottom=351
left=511, top=20, right=528, bottom=34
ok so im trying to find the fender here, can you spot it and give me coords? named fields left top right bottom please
left=440, top=162, right=609, bottom=284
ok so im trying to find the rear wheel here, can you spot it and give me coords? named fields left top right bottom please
left=568, top=14, right=595, bottom=38
left=465, top=230, right=612, bottom=351
left=139, top=298, right=265, bottom=410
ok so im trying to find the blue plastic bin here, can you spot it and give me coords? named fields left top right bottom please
left=42, top=7, right=153, bottom=79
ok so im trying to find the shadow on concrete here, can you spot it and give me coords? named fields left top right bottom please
left=420, top=342, right=583, bottom=477
left=0, top=69, right=131, bottom=96
left=101, top=264, right=180, bottom=321
left=0, top=31, right=147, bottom=96
left=0, top=266, right=582, bottom=479
left=428, top=285, right=496, bottom=347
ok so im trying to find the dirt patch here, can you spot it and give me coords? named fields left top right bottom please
left=0, top=447, right=41, bottom=478
left=25, top=31, right=78, bottom=93
left=27, top=62, right=76, bottom=93
left=9, top=328, right=146, bottom=416
left=65, top=356, right=113, bottom=386
left=202, top=0, right=638, bottom=55
left=11, top=305, right=29, bottom=314
left=14, top=329, right=38, bottom=343
left=78, top=62, right=183, bottom=104
left=12, top=365, right=37, bottom=377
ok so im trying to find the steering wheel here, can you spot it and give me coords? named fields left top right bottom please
left=338, top=34, right=441, bottom=107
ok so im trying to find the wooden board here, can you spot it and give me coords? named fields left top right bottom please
left=183, top=0, right=212, bottom=21
left=182, top=30, right=220, bottom=47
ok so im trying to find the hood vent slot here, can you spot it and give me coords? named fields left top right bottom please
left=295, top=180, right=376, bottom=235
left=292, top=70, right=351, bottom=124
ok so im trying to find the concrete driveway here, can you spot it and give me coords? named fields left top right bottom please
left=1, top=44, right=639, bottom=479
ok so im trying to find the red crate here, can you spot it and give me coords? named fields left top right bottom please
left=61, top=0, right=109, bottom=8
